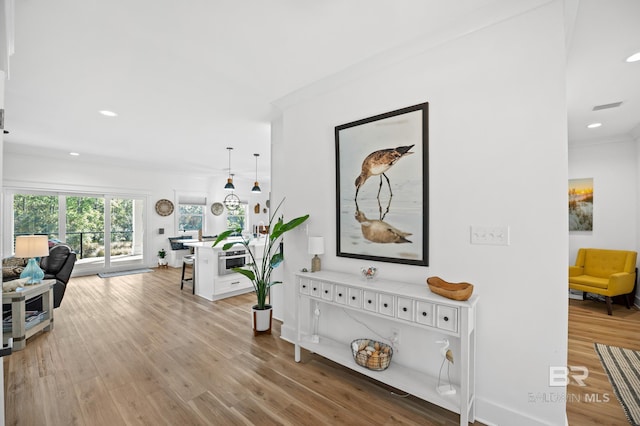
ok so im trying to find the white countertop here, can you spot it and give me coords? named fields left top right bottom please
left=182, top=238, right=266, bottom=249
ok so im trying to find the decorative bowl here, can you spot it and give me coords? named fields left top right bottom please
left=361, top=266, right=377, bottom=280
left=426, top=276, right=474, bottom=301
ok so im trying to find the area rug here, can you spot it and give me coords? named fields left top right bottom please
left=594, top=343, right=640, bottom=425
left=97, top=268, right=153, bottom=278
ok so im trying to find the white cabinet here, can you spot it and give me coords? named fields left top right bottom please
left=214, top=274, right=252, bottom=297
left=295, top=271, right=478, bottom=426
left=185, top=240, right=264, bottom=301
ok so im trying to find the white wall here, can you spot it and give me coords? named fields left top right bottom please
left=2, top=152, right=271, bottom=270
left=273, top=2, right=568, bottom=425
left=568, top=138, right=639, bottom=300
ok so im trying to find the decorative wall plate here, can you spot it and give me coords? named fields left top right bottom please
left=211, top=202, right=224, bottom=216
left=155, top=199, right=174, bottom=216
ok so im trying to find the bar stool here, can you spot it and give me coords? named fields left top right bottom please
left=181, top=255, right=195, bottom=294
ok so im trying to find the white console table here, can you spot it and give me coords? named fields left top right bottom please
left=294, top=271, right=478, bottom=426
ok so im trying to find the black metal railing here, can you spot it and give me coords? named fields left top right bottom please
left=15, top=231, right=134, bottom=259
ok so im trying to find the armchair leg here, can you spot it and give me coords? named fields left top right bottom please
left=624, top=293, right=632, bottom=309
left=605, top=297, right=613, bottom=315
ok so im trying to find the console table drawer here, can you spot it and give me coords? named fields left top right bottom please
left=334, top=285, right=348, bottom=305
left=397, top=297, right=414, bottom=321
left=415, top=301, right=435, bottom=326
left=310, top=281, right=322, bottom=298
left=299, top=279, right=310, bottom=295
left=363, top=290, right=378, bottom=312
left=321, top=282, right=333, bottom=301
left=379, top=293, right=395, bottom=317
left=436, top=305, right=458, bottom=333
left=348, top=288, right=362, bottom=308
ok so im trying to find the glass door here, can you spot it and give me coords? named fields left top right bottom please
left=7, top=190, right=146, bottom=275
left=66, top=195, right=106, bottom=268
left=109, top=197, right=144, bottom=267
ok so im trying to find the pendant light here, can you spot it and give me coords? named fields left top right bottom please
left=224, top=174, right=241, bottom=211
left=251, top=153, right=262, bottom=193
left=224, top=147, right=235, bottom=191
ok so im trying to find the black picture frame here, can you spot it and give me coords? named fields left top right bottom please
left=335, top=102, right=428, bottom=266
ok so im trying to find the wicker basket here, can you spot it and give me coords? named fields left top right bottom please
left=351, top=339, right=393, bottom=371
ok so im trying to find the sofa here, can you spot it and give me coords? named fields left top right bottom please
left=569, top=248, right=637, bottom=315
left=3, top=243, right=77, bottom=312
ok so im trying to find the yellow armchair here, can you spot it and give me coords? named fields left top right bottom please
left=569, top=248, right=637, bottom=315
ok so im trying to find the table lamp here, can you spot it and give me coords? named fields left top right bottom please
left=308, top=236, right=324, bottom=272
left=15, top=235, right=49, bottom=284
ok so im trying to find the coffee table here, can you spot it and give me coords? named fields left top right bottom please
left=2, top=279, right=55, bottom=350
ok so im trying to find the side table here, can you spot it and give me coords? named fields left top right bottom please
left=2, top=279, right=55, bottom=351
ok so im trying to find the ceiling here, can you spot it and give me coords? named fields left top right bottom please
left=2, top=0, right=639, bottom=181
left=566, top=0, right=640, bottom=145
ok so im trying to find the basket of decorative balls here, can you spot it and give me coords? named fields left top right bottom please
left=351, top=339, right=393, bottom=371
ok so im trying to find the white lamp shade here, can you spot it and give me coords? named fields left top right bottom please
left=15, top=235, right=50, bottom=258
left=308, top=236, right=325, bottom=255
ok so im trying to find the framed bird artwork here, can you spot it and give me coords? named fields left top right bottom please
left=335, top=102, right=429, bottom=266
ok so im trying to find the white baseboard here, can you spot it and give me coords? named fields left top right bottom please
left=475, top=397, right=565, bottom=425
left=280, top=323, right=296, bottom=344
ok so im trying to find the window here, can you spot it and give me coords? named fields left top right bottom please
left=178, top=195, right=206, bottom=233
left=13, top=194, right=59, bottom=240
left=226, top=203, right=248, bottom=233
left=66, top=195, right=105, bottom=258
left=178, top=204, right=204, bottom=232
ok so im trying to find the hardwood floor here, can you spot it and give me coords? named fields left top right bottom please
left=3, top=268, right=471, bottom=426
left=5, top=270, right=638, bottom=425
left=566, top=298, right=640, bottom=425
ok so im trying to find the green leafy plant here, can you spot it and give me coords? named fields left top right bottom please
left=157, top=248, right=166, bottom=258
left=213, top=199, right=309, bottom=310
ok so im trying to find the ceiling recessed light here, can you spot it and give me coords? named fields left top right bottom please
left=587, top=122, right=602, bottom=129
left=626, top=51, right=640, bottom=63
left=69, top=152, right=80, bottom=156
left=99, top=110, right=118, bottom=117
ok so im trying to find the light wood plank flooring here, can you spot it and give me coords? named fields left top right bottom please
left=3, top=268, right=474, bottom=426
left=5, top=269, right=638, bottom=425
left=566, top=297, right=640, bottom=425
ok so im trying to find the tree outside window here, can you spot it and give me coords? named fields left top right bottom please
left=179, top=204, right=204, bottom=232
left=226, top=203, right=248, bottom=234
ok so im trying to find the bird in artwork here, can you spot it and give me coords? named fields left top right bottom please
left=354, top=210, right=412, bottom=244
left=354, top=144, right=415, bottom=200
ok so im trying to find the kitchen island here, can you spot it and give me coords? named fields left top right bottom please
left=183, top=238, right=265, bottom=301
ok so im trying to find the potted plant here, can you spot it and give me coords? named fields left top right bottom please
left=157, top=248, right=168, bottom=267
left=214, top=199, right=309, bottom=334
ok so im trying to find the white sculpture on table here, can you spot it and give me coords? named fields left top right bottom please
left=436, top=339, right=456, bottom=396
left=311, top=301, right=320, bottom=343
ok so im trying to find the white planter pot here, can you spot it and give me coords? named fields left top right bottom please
left=252, top=304, right=273, bottom=334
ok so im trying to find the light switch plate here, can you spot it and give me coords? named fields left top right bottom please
left=470, top=226, right=510, bottom=246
